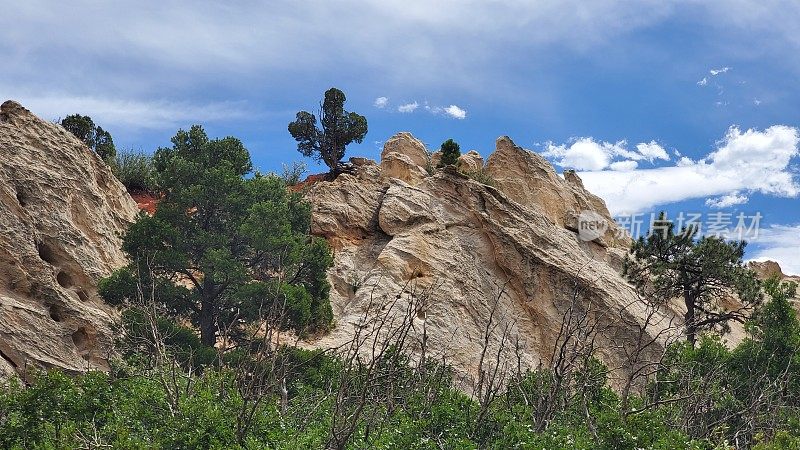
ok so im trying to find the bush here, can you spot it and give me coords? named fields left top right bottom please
left=437, top=139, right=461, bottom=168
left=110, top=150, right=156, bottom=193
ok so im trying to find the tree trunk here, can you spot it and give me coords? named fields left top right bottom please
left=199, top=288, right=217, bottom=347
left=683, top=290, right=696, bottom=347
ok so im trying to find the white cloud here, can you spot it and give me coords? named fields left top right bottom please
left=573, top=125, right=800, bottom=214
left=374, top=96, right=389, bottom=108
left=610, top=160, right=639, bottom=171
left=443, top=104, right=467, bottom=119
left=705, top=191, right=748, bottom=208
left=635, top=141, right=670, bottom=162
left=542, top=137, right=670, bottom=171
left=15, top=93, right=251, bottom=129
left=697, top=77, right=708, bottom=86
left=397, top=101, right=419, bottom=113
left=709, top=66, right=731, bottom=76
left=748, top=225, right=800, bottom=275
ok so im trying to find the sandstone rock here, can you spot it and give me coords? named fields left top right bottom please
left=306, top=134, right=681, bottom=387
left=348, top=156, right=375, bottom=167
left=486, top=136, right=629, bottom=248
left=381, top=132, right=429, bottom=169
left=749, top=260, right=786, bottom=280
left=457, top=150, right=484, bottom=173
left=748, top=260, right=800, bottom=285
left=380, top=152, right=429, bottom=185
left=430, top=151, right=441, bottom=168
left=0, top=100, right=138, bottom=380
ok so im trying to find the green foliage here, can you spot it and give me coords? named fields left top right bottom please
left=99, top=125, right=333, bottom=348
left=110, top=149, right=156, bottom=192
left=462, top=168, right=496, bottom=186
left=288, top=87, right=368, bottom=171
left=60, top=113, right=117, bottom=162
left=624, top=212, right=761, bottom=345
left=437, top=138, right=461, bottom=168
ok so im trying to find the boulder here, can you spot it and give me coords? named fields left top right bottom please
left=457, top=150, right=484, bottom=173
left=381, top=132, right=429, bottom=169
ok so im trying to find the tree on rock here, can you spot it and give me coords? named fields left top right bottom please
left=60, top=114, right=116, bottom=162
left=288, top=88, right=367, bottom=173
left=623, top=213, right=761, bottom=346
left=437, top=139, right=461, bottom=168
left=99, top=125, right=333, bottom=347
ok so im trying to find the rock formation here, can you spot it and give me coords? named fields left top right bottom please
left=305, top=132, right=678, bottom=385
left=0, top=100, right=138, bottom=379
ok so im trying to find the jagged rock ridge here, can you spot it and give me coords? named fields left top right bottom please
left=304, top=133, right=678, bottom=383
left=0, top=100, right=138, bottom=379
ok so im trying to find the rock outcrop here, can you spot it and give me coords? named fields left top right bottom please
left=0, top=100, right=138, bottom=379
left=305, top=133, right=676, bottom=385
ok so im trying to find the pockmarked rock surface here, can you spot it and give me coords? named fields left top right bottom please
left=0, top=100, right=138, bottom=379
left=305, top=133, right=679, bottom=384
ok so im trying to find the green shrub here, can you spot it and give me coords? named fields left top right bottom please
left=437, top=138, right=461, bottom=168
left=110, top=150, right=156, bottom=193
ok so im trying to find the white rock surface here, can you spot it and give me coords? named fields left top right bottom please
left=305, top=133, right=678, bottom=385
left=0, top=100, right=138, bottom=379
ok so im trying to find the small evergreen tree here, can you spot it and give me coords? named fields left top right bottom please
left=60, top=114, right=117, bottom=161
left=437, top=139, right=461, bottom=168
left=288, top=88, right=367, bottom=173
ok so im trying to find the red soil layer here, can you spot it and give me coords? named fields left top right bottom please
left=130, top=191, right=159, bottom=215
left=289, top=173, right=328, bottom=192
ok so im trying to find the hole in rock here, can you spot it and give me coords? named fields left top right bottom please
left=56, top=271, right=73, bottom=288
left=72, top=328, right=89, bottom=353
left=76, top=289, right=89, bottom=302
left=15, top=188, right=27, bottom=207
left=48, top=304, right=62, bottom=322
left=37, top=242, right=58, bottom=265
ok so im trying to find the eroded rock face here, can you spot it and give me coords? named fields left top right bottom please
left=0, top=100, right=138, bottom=379
left=486, top=136, right=628, bottom=248
left=380, top=132, right=429, bottom=169
left=457, top=150, right=484, bottom=173
left=305, top=133, right=676, bottom=385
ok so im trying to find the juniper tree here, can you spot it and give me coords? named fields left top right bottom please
left=623, top=213, right=761, bottom=346
left=288, top=88, right=367, bottom=172
left=100, top=125, right=333, bottom=347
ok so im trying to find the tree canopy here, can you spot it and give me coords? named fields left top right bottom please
left=288, top=88, right=367, bottom=172
left=99, top=125, right=333, bottom=347
left=624, top=213, right=761, bottom=345
left=60, top=114, right=116, bottom=162
left=437, top=138, right=461, bottom=168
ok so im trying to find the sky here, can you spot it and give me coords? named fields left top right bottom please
left=2, top=0, right=799, bottom=273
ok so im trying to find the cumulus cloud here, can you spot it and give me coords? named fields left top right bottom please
left=392, top=99, right=467, bottom=119
left=542, top=138, right=669, bottom=171
left=635, top=141, right=670, bottom=162
left=575, top=125, right=800, bottom=214
left=709, top=66, right=731, bottom=76
left=443, top=104, right=467, bottom=119
left=697, top=77, right=708, bottom=86
left=374, top=96, right=389, bottom=108
left=748, top=224, right=800, bottom=275
left=705, top=191, right=748, bottom=208
left=397, top=101, right=419, bottom=113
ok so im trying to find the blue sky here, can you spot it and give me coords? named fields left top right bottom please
left=2, top=1, right=799, bottom=272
